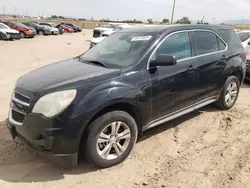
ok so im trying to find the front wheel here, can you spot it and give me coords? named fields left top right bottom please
left=38, top=30, right=44, bottom=35
left=20, top=32, right=26, bottom=38
left=82, top=111, right=138, bottom=168
left=215, top=76, right=240, bottom=110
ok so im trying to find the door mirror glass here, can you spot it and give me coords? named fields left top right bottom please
left=150, top=55, right=177, bottom=67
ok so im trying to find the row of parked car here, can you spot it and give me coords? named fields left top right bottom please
left=0, top=21, right=82, bottom=40
left=90, top=22, right=158, bottom=48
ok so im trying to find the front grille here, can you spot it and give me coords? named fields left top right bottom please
left=93, top=30, right=101, bottom=38
left=12, top=109, right=25, bottom=123
left=9, top=91, right=31, bottom=126
left=14, top=92, right=30, bottom=104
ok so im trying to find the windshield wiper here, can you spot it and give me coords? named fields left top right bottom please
left=80, top=59, right=109, bottom=68
left=86, top=60, right=109, bottom=68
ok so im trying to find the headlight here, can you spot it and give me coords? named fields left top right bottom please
left=32, top=90, right=77, bottom=117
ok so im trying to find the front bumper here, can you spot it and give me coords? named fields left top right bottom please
left=52, top=30, right=59, bottom=35
left=7, top=89, right=83, bottom=167
left=246, top=61, right=250, bottom=80
left=25, top=31, right=36, bottom=37
left=246, top=69, right=250, bottom=80
left=8, top=33, right=20, bottom=40
left=44, top=30, right=52, bottom=35
left=7, top=113, right=80, bottom=167
left=7, top=122, right=78, bottom=166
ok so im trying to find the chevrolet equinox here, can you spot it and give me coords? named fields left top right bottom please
left=7, top=25, right=246, bottom=168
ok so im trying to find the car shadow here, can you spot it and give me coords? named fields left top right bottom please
left=242, top=81, right=250, bottom=88
left=138, top=104, right=219, bottom=143
left=0, top=104, right=219, bottom=183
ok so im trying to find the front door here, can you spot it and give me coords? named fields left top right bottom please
left=148, top=31, right=198, bottom=120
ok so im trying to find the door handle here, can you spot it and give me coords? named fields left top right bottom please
left=187, top=65, right=195, bottom=73
left=221, top=55, right=228, bottom=60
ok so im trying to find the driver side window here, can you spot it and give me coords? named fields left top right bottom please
left=154, top=32, right=192, bottom=61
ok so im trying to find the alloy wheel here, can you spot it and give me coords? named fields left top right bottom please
left=96, top=121, right=131, bottom=160
left=225, top=81, right=238, bottom=106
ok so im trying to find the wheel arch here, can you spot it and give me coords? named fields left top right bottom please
left=82, top=101, right=143, bottom=139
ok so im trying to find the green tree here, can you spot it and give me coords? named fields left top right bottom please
left=176, top=17, right=191, bottom=24
left=147, top=18, right=153, bottom=24
left=51, top=15, right=58, bottom=19
left=162, top=18, right=170, bottom=24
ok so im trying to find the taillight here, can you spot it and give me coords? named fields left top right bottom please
left=244, top=49, right=248, bottom=60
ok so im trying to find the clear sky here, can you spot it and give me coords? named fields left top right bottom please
left=1, top=0, right=250, bottom=22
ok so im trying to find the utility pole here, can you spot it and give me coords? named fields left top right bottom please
left=171, top=0, right=176, bottom=24
left=3, top=6, right=5, bottom=17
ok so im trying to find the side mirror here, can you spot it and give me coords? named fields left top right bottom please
left=248, top=41, right=250, bottom=45
left=150, top=55, right=177, bottom=67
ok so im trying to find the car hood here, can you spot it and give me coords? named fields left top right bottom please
left=102, top=30, right=115, bottom=35
left=16, top=58, right=120, bottom=93
left=91, top=37, right=107, bottom=44
left=94, top=27, right=113, bottom=32
left=0, top=28, right=19, bottom=34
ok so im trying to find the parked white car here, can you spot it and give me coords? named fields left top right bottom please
left=93, top=23, right=129, bottom=38
left=237, top=31, right=250, bottom=60
left=0, top=23, right=20, bottom=40
left=90, top=25, right=133, bottom=48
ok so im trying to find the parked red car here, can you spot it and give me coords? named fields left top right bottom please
left=56, top=24, right=74, bottom=33
left=2, top=21, right=36, bottom=38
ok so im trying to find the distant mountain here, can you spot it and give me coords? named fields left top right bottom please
left=223, top=20, right=250, bottom=25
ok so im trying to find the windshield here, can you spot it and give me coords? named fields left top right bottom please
left=80, top=32, right=156, bottom=68
left=15, top=22, right=28, bottom=28
left=0, top=24, right=9, bottom=29
left=237, top=32, right=250, bottom=42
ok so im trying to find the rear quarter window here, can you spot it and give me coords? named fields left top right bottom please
left=218, top=29, right=243, bottom=54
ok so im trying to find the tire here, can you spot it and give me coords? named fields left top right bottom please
left=38, top=30, right=44, bottom=35
left=82, top=111, right=138, bottom=168
left=20, top=32, right=26, bottom=38
left=215, top=76, right=240, bottom=110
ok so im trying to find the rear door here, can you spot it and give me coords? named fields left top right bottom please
left=192, top=30, right=228, bottom=101
left=148, top=31, right=198, bottom=119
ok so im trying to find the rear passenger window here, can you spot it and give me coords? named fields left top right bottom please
left=154, top=32, right=192, bottom=60
left=193, top=31, right=219, bottom=55
left=218, top=37, right=226, bottom=50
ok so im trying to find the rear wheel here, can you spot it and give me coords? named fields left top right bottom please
left=20, top=32, right=26, bottom=38
left=38, top=30, right=44, bottom=35
left=82, top=111, right=138, bottom=168
left=215, top=76, right=240, bottom=110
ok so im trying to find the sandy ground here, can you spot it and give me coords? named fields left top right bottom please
left=0, top=30, right=250, bottom=188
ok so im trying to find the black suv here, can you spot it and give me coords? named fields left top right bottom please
left=7, top=25, right=246, bottom=168
left=22, top=22, right=52, bottom=35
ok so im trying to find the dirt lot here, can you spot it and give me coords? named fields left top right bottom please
left=0, top=31, right=250, bottom=188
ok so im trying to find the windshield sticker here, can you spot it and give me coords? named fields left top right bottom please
left=131, top=36, right=152, bottom=41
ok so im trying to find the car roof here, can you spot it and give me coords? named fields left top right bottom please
left=120, top=24, right=232, bottom=34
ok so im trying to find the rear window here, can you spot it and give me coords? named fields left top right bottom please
left=237, top=32, right=250, bottom=42
left=193, top=31, right=219, bottom=55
